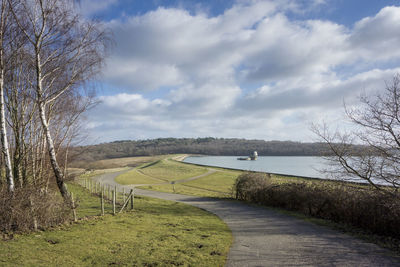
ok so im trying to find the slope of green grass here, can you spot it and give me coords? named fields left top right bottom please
left=0, top=181, right=232, bottom=266
left=141, top=183, right=226, bottom=198
left=115, top=169, right=163, bottom=185
left=184, top=171, right=240, bottom=194
left=140, top=170, right=240, bottom=198
left=139, top=159, right=208, bottom=182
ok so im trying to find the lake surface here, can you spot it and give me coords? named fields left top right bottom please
left=184, top=156, right=392, bottom=185
left=184, top=156, right=330, bottom=179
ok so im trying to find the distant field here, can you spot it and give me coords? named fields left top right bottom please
left=70, top=155, right=167, bottom=169
left=115, top=169, right=163, bottom=185
left=143, top=183, right=227, bottom=198
left=139, top=159, right=208, bottom=182
left=140, top=170, right=240, bottom=198
left=183, top=171, right=241, bottom=193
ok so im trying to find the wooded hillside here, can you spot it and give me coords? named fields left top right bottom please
left=70, top=138, right=335, bottom=163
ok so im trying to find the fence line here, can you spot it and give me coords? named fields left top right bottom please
left=79, top=178, right=135, bottom=216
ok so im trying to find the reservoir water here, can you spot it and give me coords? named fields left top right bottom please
left=183, top=156, right=330, bottom=179
left=183, top=156, right=392, bottom=185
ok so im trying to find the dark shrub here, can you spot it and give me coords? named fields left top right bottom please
left=0, top=185, right=70, bottom=234
left=234, top=172, right=271, bottom=201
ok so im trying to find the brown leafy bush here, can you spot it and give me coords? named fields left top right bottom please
left=233, top=172, right=271, bottom=201
left=234, top=173, right=400, bottom=239
left=0, top=185, right=70, bottom=234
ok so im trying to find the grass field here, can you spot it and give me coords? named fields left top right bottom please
left=70, top=155, right=168, bottom=169
left=140, top=170, right=241, bottom=198
left=143, top=183, right=228, bottom=198
left=0, top=180, right=232, bottom=266
left=115, top=169, right=164, bottom=185
left=183, top=171, right=240, bottom=193
left=138, top=159, right=208, bottom=182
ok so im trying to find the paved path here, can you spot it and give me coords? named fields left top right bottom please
left=94, top=170, right=400, bottom=267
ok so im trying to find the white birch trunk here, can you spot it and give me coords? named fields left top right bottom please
left=35, top=48, right=69, bottom=201
left=38, top=100, right=69, bottom=200
left=0, top=0, right=14, bottom=191
left=0, top=73, right=14, bottom=192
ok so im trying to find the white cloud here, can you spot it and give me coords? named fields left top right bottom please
left=87, top=2, right=400, bottom=143
left=105, top=60, right=184, bottom=90
left=350, top=6, right=400, bottom=60
left=237, top=68, right=400, bottom=113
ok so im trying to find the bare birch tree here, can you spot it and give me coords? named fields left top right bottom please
left=312, top=74, right=400, bottom=193
left=10, top=0, right=108, bottom=201
left=0, top=0, right=14, bottom=192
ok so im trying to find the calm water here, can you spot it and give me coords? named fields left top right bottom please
left=184, top=156, right=392, bottom=185
left=184, top=156, right=329, bottom=179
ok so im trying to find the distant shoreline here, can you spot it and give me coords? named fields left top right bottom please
left=172, top=154, right=190, bottom=162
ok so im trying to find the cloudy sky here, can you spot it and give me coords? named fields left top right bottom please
left=79, top=0, right=400, bottom=144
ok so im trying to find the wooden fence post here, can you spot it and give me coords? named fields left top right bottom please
left=123, top=188, right=126, bottom=204
left=71, top=192, right=77, bottom=222
left=119, top=189, right=133, bottom=213
left=112, top=189, right=116, bottom=215
left=130, top=189, right=134, bottom=210
left=101, top=189, right=105, bottom=216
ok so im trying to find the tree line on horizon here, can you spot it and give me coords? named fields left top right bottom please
left=70, top=137, right=366, bottom=164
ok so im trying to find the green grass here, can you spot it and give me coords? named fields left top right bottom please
left=141, top=183, right=226, bottom=198
left=0, top=181, right=232, bottom=266
left=115, top=169, right=163, bottom=185
left=184, top=171, right=240, bottom=194
left=140, top=170, right=241, bottom=198
left=68, top=183, right=113, bottom=218
left=70, top=155, right=168, bottom=170
left=138, top=159, right=208, bottom=182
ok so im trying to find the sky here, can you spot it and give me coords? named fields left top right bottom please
left=78, top=0, right=400, bottom=144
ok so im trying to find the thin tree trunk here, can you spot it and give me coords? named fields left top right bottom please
left=34, top=39, right=70, bottom=200
left=0, top=0, right=14, bottom=192
left=38, top=100, right=69, bottom=201
left=0, top=72, right=14, bottom=192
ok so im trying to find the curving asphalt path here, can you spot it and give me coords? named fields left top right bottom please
left=94, top=169, right=400, bottom=267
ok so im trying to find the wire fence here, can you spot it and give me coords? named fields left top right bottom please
left=78, top=178, right=135, bottom=216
